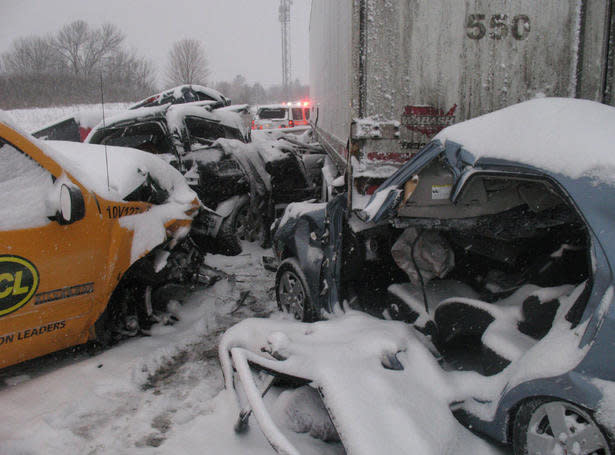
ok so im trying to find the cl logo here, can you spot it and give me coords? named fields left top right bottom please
left=0, top=256, right=39, bottom=317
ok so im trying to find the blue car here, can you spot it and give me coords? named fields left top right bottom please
left=272, top=98, right=615, bottom=454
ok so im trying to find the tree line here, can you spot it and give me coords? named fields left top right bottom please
left=0, top=21, right=308, bottom=110
left=0, top=21, right=155, bottom=108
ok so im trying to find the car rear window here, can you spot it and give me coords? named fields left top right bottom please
left=257, top=108, right=288, bottom=120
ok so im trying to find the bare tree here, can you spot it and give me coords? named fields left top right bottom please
left=2, top=36, right=58, bottom=74
left=52, top=20, right=123, bottom=77
left=104, top=48, right=156, bottom=94
left=165, top=39, right=209, bottom=86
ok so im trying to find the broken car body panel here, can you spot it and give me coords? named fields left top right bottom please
left=0, top=117, right=198, bottom=368
left=270, top=99, right=615, bottom=448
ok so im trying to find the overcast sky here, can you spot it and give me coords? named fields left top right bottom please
left=0, top=0, right=311, bottom=87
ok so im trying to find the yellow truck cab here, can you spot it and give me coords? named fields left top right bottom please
left=0, top=115, right=200, bottom=368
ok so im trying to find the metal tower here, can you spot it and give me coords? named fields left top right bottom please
left=279, top=0, right=292, bottom=95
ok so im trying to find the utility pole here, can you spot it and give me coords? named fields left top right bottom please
left=279, top=0, right=292, bottom=98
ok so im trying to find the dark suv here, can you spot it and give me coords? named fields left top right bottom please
left=88, top=102, right=322, bottom=247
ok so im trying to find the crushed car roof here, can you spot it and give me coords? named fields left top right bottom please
left=87, top=102, right=247, bottom=139
left=435, top=97, right=615, bottom=185
left=128, top=85, right=230, bottom=110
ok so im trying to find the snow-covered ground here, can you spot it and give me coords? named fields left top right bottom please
left=0, top=242, right=512, bottom=455
left=6, top=103, right=130, bottom=133
left=0, top=243, right=339, bottom=454
left=0, top=107, right=514, bottom=455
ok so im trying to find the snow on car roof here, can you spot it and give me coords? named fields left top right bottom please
left=128, top=84, right=228, bottom=109
left=256, top=104, right=289, bottom=111
left=435, top=97, right=615, bottom=185
left=166, top=103, right=245, bottom=134
left=89, top=102, right=245, bottom=138
left=42, top=140, right=194, bottom=205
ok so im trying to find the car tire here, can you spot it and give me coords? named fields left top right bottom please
left=513, top=398, right=612, bottom=455
left=275, top=258, right=315, bottom=322
left=92, top=302, right=116, bottom=349
left=217, top=214, right=243, bottom=256
left=233, top=199, right=265, bottom=244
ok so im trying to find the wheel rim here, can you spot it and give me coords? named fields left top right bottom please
left=235, top=205, right=263, bottom=242
left=527, top=401, right=610, bottom=455
left=278, top=270, right=305, bottom=320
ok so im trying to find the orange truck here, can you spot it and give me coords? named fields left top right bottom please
left=0, top=114, right=208, bottom=368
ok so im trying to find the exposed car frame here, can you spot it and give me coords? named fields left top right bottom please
left=259, top=99, right=615, bottom=454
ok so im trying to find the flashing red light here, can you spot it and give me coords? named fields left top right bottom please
left=289, top=120, right=295, bottom=128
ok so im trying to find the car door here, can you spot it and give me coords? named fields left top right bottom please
left=0, top=132, right=102, bottom=366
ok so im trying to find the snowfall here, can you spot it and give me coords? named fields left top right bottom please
left=0, top=105, right=522, bottom=454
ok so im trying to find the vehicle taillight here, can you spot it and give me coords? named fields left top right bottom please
left=366, top=184, right=380, bottom=195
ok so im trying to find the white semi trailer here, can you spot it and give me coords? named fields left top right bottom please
left=310, top=0, right=615, bottom=201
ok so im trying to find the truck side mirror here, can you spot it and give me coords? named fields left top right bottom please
left=58, top=184, right=85, bottom=225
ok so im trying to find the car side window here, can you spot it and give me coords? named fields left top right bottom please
left=92, top=123, right=172, bottom=156
left=0, top=139, right=54, bottom=231
left=185, top=117, right=225, bottom=145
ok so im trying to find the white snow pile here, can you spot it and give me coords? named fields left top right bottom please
left=219, top=312, right=501, bottom=455
left=128, top=84, right=228, bottom=110
left=436, top=97, right=615, bottom=185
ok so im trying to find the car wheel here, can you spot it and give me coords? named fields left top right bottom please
left=513, top=398, right=612, bottom=455
left=234, top=199, right=264, bottom=243
left=216, top=215, right=242, bottom=256
left=276, top=259, right=314, bottom=322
